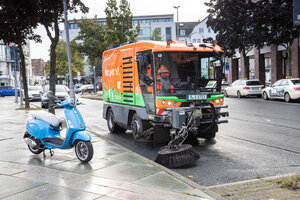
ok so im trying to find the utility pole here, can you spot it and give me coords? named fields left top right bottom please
left=173, top=6, right=180, bottom=40
left=19, top=55, right=23, bottom=106
left=13, top=49, right=18, bottom=103
left=63, top=0, right=75, bottom=104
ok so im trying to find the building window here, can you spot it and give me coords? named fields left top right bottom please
left=197, top=39, right=201, bottom=43
left=193, top=39, right=196, bottom=43
left=166, top=27, right=172, bottom=41
left=180, top=29, right=185, bottom=36
left=199, top=28, right=204, bottom=33
left=208, top=28, right=211, bottom=33
left=69, top=23, right=79, bottom=29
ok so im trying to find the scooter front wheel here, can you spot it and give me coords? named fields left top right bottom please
left=75, top=140, right=93, bottom=163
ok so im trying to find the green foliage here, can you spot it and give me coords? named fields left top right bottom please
left=0, top=0, right=40, bottom=45
left=55, top=40, right=85, bottom=77
left=75, top=17, right=106, bottom=76
left=279, top=174, right=300, bottom=191
left=205, top=0, right=255, bottom=56
left=150, top=28, right=162, bottom=41
left=104, top=0, right=140, bottom=45
left=75, top=0, right=139, bottom=76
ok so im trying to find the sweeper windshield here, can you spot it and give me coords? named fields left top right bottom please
left=154, top=51, right=221, bottom=96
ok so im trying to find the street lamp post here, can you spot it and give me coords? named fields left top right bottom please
left=173, top=6, right=180, bottom=40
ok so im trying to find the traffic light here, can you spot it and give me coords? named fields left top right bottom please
left=0, top=71, right=3, bottom=76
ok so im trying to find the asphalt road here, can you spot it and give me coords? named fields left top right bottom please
left=33, top=96, right=300, bottom=187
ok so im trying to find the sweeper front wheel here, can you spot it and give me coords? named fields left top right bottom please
left=155, top=144, right=200, bottom=168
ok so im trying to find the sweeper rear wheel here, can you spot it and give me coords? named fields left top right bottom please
left=155, top=144, right=200, bottom=168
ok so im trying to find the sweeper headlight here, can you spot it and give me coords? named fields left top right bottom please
left=167, top=101, right=172, bottom=106
left=162, top=100, right=166, bottom=105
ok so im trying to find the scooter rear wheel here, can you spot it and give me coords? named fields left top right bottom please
left=75, top=140, right=93, bottom=163
left=28, top=144, right=43, bottom=154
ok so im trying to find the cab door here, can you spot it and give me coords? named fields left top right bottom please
left=277, top=80, right=289, bottom=97
left=136, top=50, right=155, bottom=114
left=269, top=80, right=282, bottom=97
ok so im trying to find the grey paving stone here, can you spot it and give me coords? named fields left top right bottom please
left=91, top=162, right=159, bottom=182
left=95, top=196, right=121, bottom=200
left=106, top=152, right=150, bottom=165
left=122, top=183, right=212, bottom=200
left=78, top=175, right=128, bottom=188
left=0, top=175, right=44, bottom=199
left=3, top=183, right=100, bottom=200
left=47, top=158, right=119, bottom=174
left=106, top=189, right=167, bottom=200
left=133, top=171, right=193, bottom=193
left=13, top=164, right=85, bottom=185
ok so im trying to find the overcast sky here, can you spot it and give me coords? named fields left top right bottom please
left=31, top=0, right=209, bottom=61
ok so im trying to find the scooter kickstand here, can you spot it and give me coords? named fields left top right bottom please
left=49, top=149, right=54, bottom=157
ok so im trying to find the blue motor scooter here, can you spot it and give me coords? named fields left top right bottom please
left=24, top=97, right=94, bottom=163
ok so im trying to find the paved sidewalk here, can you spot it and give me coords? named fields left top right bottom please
left=0, top=97, right=215, bottom=200
left=208, top=176, right=300, bottom=200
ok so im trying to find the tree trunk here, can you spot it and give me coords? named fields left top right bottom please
left=48, top=43, right=57, bottom=114
left=44, top=15, right=60, bottom=114
left=241, top=49, right=250, bottom=80
left=17, top=44, right=30, bottom=108
left=286, top=43, right=292, bottom=78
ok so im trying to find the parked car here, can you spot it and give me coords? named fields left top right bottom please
left=224, top=79, right=264, bottom=98
left=262, top=78, right=300, bottom=102
left=0, top=86, right=19, bottom=97
left=24, top=86, right=43, bottom=101
left=41, top=85, right=69, bottom=108
left=80, top=84, right=94, bottom=93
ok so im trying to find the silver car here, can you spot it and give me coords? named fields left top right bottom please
left=262, top=78, right=300, bottom=102
left=25, top=86, right=43, bottom=101
left=224, top=79, right=264, bottom=98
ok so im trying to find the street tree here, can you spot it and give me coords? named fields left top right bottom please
left=75, top=17, right=107, bottom=76
left=150, top=28, right=163, bottom=41
left=104, top=0, right=140, bottom=46
left=54, top=40, right=85, bottom=77
left=0, top=0, right=41, bottom=108
left=37, top=0, right=88, bottom=113
left=252, top=0, right=300, bottom=77
left=205, top=0, right=256, bottom=79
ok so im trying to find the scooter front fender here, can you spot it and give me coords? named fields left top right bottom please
left=71, top=130, right=92, bottom=145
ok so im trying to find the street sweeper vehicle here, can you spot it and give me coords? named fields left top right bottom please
left=102, top=40, right=228, bottom=168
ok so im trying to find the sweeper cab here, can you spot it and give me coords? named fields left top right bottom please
left=102, top=40, right=228, bottom=168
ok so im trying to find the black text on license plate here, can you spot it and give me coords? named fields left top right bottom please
left=187, top=95, right=207, bottom=100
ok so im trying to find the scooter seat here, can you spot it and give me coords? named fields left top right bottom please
left=32, top=111, right=63, bottom=127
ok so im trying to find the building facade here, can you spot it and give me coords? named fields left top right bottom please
left=61, top=14, right=176, bottom=42
left=0, top=43, right=13, bottom=86
left=228, top=40, right=300, bottom=84
left=31, top=59, right=45, bottom=77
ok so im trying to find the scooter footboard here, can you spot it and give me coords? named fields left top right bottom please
left=71, top=130, right=92, bottom=145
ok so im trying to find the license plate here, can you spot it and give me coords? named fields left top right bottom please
left=187, top=94, right=207, bottom=100
left=251, top=87, right=259, bottom=90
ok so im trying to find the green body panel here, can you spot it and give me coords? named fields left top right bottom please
left=156, top=94, right=224, bottom=102
left=104, top=88, right=223, bottom=108
left=103, top=88, right=146, bottom=107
